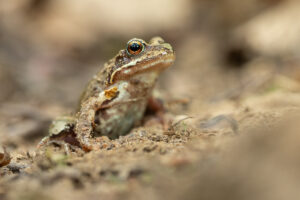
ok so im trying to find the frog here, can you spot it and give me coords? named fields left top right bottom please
left=38, top=37, right=175, bottom=152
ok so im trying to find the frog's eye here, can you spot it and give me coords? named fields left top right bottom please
left=127, top=40, right=144, bottom=55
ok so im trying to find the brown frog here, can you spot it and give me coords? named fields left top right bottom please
left=38, top=37, right=175, bottom=152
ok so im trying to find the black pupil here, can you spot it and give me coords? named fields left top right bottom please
left=129, top=43, right=141, bottom=52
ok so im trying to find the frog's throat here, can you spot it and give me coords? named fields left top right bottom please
left=108, top=54, right=175, bottom=84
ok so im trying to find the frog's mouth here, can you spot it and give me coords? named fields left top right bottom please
left=109, top=52, right=175, bottom=84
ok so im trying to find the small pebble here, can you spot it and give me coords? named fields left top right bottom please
left=0, top=146, right=11, bottom=167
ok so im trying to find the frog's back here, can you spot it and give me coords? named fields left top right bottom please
left=78, top=69, right=107, bottom=109
left=79, top=54, right=122, bottom=106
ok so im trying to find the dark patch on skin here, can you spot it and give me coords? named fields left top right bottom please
left=64, top=134, right=81, bottom=147
left=131, top=79, right=140, bottom=85
left=105, top=50, right=130, bottom=84
left=95, top=79, right=105, bottom=85
left=115, top=51, right=128, bottom=66
left=92, top=87, right=98, bottom=92
left=49, top=130, right=81, bottom=147
left=94, top=110, right=100, bottom=125
left=127, top=80, right=151, bottom=97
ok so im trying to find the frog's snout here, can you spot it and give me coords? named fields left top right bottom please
left=163, top=43, right=174, bottom=53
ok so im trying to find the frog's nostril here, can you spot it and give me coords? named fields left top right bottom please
left=162, top=43, right=173, bottom=52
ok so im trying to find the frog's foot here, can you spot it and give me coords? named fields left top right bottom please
left=146, top=96, right=165, bottom=114
left=37, top=136, right=51, bottom=149
left=38, top=138, right=82, bottom=155
left=37, top=115, right=79, bottom=148
left=77, top=136, right=103, bottom=152
left=37, top=130, right=81, bottom=155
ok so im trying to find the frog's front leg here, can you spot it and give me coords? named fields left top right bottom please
left=75, top=87, right=118, bottom=152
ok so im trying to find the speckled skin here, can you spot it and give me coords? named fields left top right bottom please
left=38, top=37, right=175, bottom=151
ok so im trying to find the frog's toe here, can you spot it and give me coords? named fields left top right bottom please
left=81, top=143, right=101, bottom=152
left=37, top=136, right=50, bottom=149
left=38, top=139, right=82, bottom=155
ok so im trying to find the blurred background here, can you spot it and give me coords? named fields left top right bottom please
left=2, top=0, right=299, bottom=106
left=1, top=0, right=300, bottom=200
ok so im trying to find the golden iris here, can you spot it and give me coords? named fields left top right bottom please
left=127, top=40, right=144, bottom=55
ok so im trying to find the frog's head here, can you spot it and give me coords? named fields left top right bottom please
left=107, top=37, right=175, bottom=85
